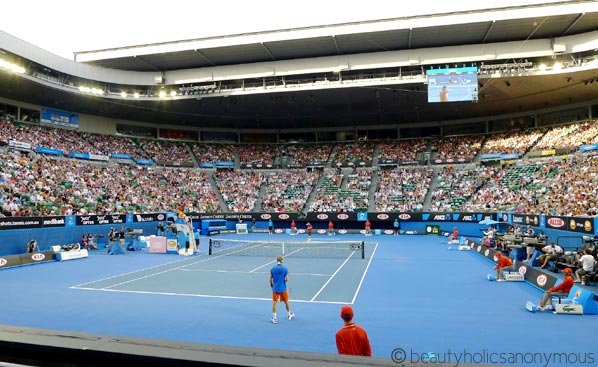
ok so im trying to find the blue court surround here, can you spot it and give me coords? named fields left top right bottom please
left=0, top=233, right=596, bottom=367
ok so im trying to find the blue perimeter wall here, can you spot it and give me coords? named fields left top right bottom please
left=0, top=220, right=590, bottom=256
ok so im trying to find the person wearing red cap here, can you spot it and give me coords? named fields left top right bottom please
left=536, top=268, right=574, bottom=311
left=306, top=222, right=313, bottom=240
left=494, top=252, right=513, bottom=282
left=335, top=305, right=371, bottom=357
left=328, top=220, right=335, bottom=236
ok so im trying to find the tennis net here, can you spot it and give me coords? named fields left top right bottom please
left=208, top=238, right=365, bottom=259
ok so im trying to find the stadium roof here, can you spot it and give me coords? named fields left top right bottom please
left=1, top=1, right=598, bottom=132
left=76, top=1, right=598, bottom=72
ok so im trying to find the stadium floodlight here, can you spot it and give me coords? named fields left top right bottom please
left=133, top=92, right=140, bottom=98
left=170, top=91, right=177, bottom=97
left=538, top=64, right=547, bottom=72
left=120, top=91, right=127, bottom=98
left=0, top=58, right=25, bottom=74
left=159, top=91, right=167, bottom=98
left=553, top=62, right=562, bottom=70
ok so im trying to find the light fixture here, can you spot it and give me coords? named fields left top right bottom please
left=159, top=91, right=167, bottom=98
left=538, top=64, right=547, bottom=71
left=133, top=92, right=140, bottom=98
left=0, top=58, right=25, bottom=74
left=553, top=62, right=562, bottom=70
left=170, top=91, right=177, bottom=97
left=120, top=91, right=127, bottom=98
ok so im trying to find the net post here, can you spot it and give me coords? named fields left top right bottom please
left=209, top=238, right=213, bottom=255
left=361, top=241, right=365, bottom=259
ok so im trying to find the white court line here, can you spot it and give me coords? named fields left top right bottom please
left=179, top=269, right=332, bottom=277
left=248, top=247, right=305, bottom=273
left=72, top=287, right=349, bottom=304
left=350, top=242, right=379, bottom=304
left=309, top=249, right=356, bottom=302
left=71, top=251, right=253, bottom=290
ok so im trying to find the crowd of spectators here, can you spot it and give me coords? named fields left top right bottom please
left=334, top=141, right=375, bottom=166
left=0, top=149, right=221, bottom=217
left=534, top=120, right=598, bottom=151
left=261, top=170, right=319, bottom=212
left=432, top=135, right=484, bottom=161
left=238, top=145, right=277, bottom=167
left=481, top=130, right=544, bottom=156
left=213, top=170, right=261, bottom=212
left=140, top=140, right=194, bottom=165
left=374, top=168, right=433, bottom=212
left=429, top=166, right=496, bottom=212
left=377, top=139, right=427, bottom=163
left=3, top=117, right=598, bottom=218
left=282, top=143, right=333, bottom=167
left=308, top=170, right=347, bottom=212
left=83, top=133, right=146, bottom=158
left=191, top=143, right=236, bottom=165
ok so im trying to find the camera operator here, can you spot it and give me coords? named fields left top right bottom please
left=26, top=239, right=37, bottom=253
left=156, top=222, right=165, bottom=236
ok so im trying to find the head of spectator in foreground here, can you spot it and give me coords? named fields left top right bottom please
left=276, top=256, right=284, bottom=264
left=341, top=305, right=354, bottom=323
left=562, top=267, right=573, bottom=276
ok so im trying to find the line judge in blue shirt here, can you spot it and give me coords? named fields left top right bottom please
left=270, top=255, right=295, bottom=324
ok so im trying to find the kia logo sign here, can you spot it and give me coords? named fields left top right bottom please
left=157, top=214, right=165, bottom=220
left=338, top=229, right=348, bottom=234
left=32, top=253, right=45, bottom=261
left=359, top=230, right=366, bottom=234
left=484, top=249, right=490, bottom=256
left=337, top=214, right=349, bottom=220
left=547, top=218, right=565, bottom=228
left=0, top=259, right=6, bottom=266
left=383, top=230, right=394, bottom=235
left=398, top=214, right=411, bottom=220
left=537, top=274, right=547, bottom=286
left=377, top=214, right=389, bottom=220
left=317, top=214, right=329, bottom=220
left=261, top=214, right=272, bottom=219
left=317, top=229, right=326, bottom=234
left=274, top=229, right=284, bottom=233
left=278, top=214, right=290, bottom=220
left=477, top=246, right=481, bottom=252
left=519, top=266, right=527, bottom=275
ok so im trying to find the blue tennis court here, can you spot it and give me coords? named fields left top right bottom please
left=0, top=233, right=596, bottom=367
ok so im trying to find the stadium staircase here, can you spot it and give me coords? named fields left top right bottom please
left=188, top=145, right=200, bottom=168
left=367, top=169, right=379, bottom=212
left=371, top=143, right=381, bottom=166
left=422, top=167, right=440, bottom=211
left=254, top=178, right=268, bottom=212
left=234, top=147, right=240, bottom=170
left=326, top=145, right=338, bottom=168
left=208, top=171, right=229, bottom=212
left=302, top=170, right=326, bottom=215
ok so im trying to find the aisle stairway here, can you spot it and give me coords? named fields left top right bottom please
left=208, top=171, right=228, bottom=212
